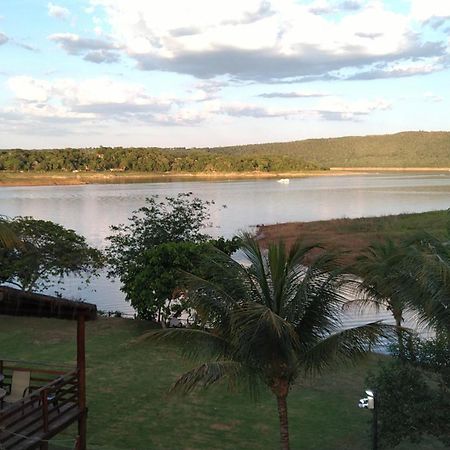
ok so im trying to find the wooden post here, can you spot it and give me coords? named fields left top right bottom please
left=77, top=314, right=87, bottom=450
left=40, top=389, right=49, bottom=450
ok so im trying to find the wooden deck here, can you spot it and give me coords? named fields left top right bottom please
left=0, top=361, right=83, bottom=449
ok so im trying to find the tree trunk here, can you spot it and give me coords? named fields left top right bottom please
left=272, top=378, right=290, bottom=450
left=394, top=312, right=404, bottom=358
left=276, top=393, right=290, bottom=450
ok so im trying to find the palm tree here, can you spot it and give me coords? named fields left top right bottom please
left=402, top=231, right=450, bottom=333
left=144, top=235, right=393, bottom=450
left=354, top=239, right=410, bottom=354
left=355, top=229, right=450, bottom=349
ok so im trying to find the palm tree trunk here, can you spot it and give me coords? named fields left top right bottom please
left=272, top=378, right=290, bottom=450
left=394, top=312, right=404, bottom=358
left=276, top=393, right=290, bottom=450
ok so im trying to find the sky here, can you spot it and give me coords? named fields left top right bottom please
left=0, top=0, right=449, bottom=149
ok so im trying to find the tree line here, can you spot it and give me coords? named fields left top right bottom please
left=0, top=147, right=324, bottom=173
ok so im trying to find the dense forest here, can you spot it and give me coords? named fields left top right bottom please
left=0, top=147, right=322, bottom=173
left=0, top=131, right=449, bottom=173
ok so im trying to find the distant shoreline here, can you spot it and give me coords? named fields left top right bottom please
left=0, top=167, right=449, bottom=187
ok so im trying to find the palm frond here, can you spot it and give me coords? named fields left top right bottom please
left=229, top=302, right=300, bottom=373
left=240, top=234, right=274, bottom=308
left=138, top=327, right=229, bottom=361
left=300, top=322, right=398, bottom=373
left=289, top=268, right=349, bottom=347
left=171, top=360, right=244, bottom=394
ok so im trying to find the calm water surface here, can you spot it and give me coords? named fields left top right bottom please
left=1, top=173, right=450, bottom=313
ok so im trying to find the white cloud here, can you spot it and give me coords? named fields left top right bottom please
left=0, top=32, right=8, bottom=45
left=200, top=96, right=391, bottom=121
left=258, top=91, right=329, bottom=98
left=47, top=2, right=71, bottom=20
left=7, top=76, right=50, bottom=102
left=308, top=0, right=362, bottom=15
left=347, top=58, right=444, bottom=80
left=5, top=76, right=171, bottom=121
left=424, top=92, right=443, bottom=103
left=410, top=1, right=450, bottom=22
left=86, top=0, right=446, bottom=81
left=315, top=96, right=391, bottom=115
left=49, top=33, right=117, bottom=53
left=4, top=74, right=390, bottom=129
left=49, top=33, right=121, bottom=63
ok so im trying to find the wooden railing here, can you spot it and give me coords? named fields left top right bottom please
left=0, top=360, right=80, bottom=449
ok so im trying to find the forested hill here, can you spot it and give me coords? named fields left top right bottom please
left=0, top=131, right=449, bottom=173
left=211, top=131, right=450, bottom=168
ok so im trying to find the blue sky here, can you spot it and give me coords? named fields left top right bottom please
left=0, top=0, right=449, bottom=148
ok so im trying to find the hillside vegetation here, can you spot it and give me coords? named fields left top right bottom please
left=213, top=131, right=450, bottom=168
left=0, top=131, right=449, bottom=174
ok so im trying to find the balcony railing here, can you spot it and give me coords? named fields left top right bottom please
left=0, top=360, right=82, bottom=450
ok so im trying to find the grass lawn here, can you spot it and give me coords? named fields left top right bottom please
left=0, top=316, right=445, bottom=450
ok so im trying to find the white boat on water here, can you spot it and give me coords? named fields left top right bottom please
left=277, top=178, right=290, bottom=184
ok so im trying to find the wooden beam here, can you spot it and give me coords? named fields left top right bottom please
left=77, top=314, right=87, bottom=450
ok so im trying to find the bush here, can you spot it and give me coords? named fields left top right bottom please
left=366, top=361, right=449, bottom=448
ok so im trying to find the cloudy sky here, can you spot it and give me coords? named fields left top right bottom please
left=1, top=0, right=449, bottom=148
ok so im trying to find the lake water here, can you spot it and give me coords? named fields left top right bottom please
left=1, top=172, right=450, bottom=316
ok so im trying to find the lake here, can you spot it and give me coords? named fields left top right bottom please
left=1, top=172, right=450, bottom=315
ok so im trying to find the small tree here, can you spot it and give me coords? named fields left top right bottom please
left=367, top=361, right=450, bottom=448
left=0, top=216, right=103, bottom=293
left=106, top=193, right=212, bottom=280
left=122, top=241, right=209, bottom=323
left=106, top=193, right=240, bottom=321
left=391, top=332, right=450, bottom=389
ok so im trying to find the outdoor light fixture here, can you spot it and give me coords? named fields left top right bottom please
left=358, top=388, right=378, bottom=450
left=358, top=390, right=375, bottom=410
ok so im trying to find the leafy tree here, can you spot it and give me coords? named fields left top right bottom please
left=391, top=332, right=450, bottom=389
left=106, top=193, right=212, bottom=280
left=144, top=235, right=393, bottom=450
left=122, top=241, right=211, bottom=323
left=107, top=193, right=241, bottom=321
left=367, top=361, right=450, bottom=448
left=123, top=239, right=241, bottom=323
left=0, top=216, right=103, bottom=293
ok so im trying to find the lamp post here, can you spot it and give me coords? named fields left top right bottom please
left=358, top=389, right=378, bottom=450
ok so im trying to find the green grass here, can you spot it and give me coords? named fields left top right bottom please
left=0, top=316, right=446, bottom=450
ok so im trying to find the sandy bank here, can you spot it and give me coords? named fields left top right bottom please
left=1, top=167, right=449, bottom=187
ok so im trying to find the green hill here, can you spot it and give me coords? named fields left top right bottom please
left=212, top=131, right=450, bottom=168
